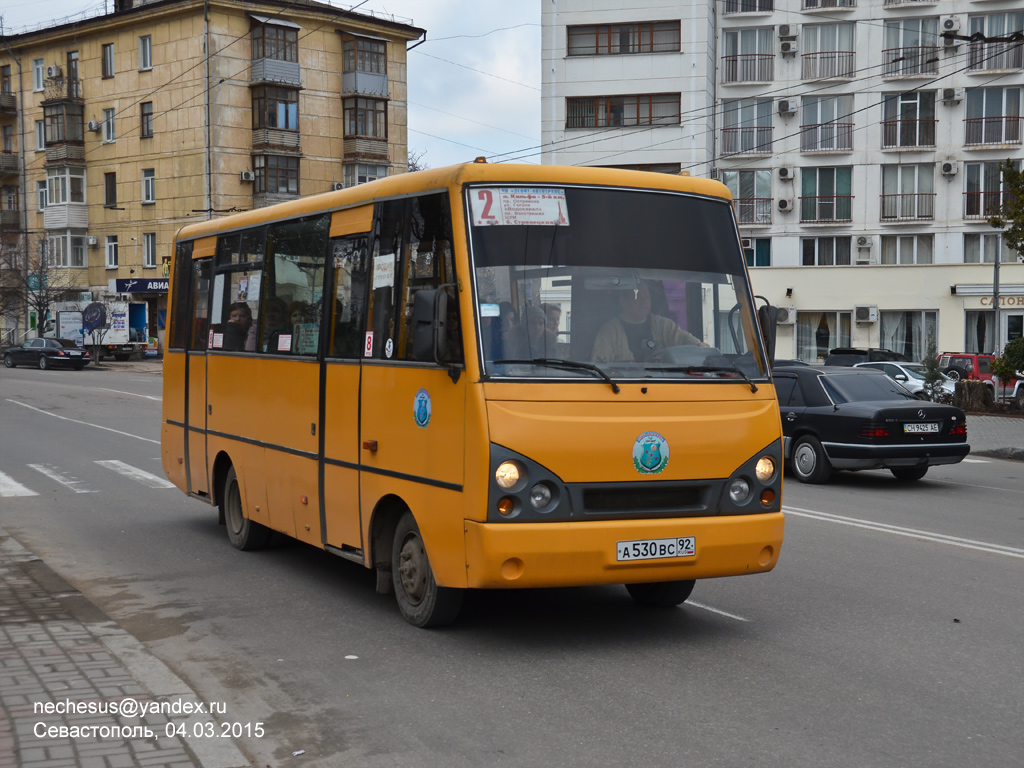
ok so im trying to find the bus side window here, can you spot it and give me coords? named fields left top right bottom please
left=327, top=236, right=368, bottom=358
left=260, top=215, right=328, bottom=356
left=169, top=241, right=193, bottom=350
left=365, top=200, right=404, bottom=359
left=188, top=258, right=211, bottom=351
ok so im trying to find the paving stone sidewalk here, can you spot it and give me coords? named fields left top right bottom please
left=966, top=414, right=1024, bottom=462
left=0, top=529, right=250, bottom=768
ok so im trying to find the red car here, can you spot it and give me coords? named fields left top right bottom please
left=938, top=353, right=997, bottom=393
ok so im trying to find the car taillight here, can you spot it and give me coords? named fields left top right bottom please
left=57, top=350, right=66, bottom=357
left=950, top=423, right=967, bottom=436
left=859, top=426, right=890, bottom=438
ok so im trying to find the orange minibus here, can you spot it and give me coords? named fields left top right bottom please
left=161, top=162, right=784, bottom=626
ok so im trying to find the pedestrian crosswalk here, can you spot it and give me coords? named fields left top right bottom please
left=0, top=460, right=174, bottom=497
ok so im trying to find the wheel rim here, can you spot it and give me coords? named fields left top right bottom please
left=225, top=479, right=244, bottom=535
left=793, top=442, right=816, bottom=477
left=3, top=356, right=11, bottom=368
left=39, top=356, right=48, bottom=370
left=397, top=532, right=429, bottom=606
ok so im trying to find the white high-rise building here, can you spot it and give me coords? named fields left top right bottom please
left=542, top=0, right=1024, bottom=361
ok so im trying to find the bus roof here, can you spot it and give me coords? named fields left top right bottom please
left=174, top=163, right=733, bottom=243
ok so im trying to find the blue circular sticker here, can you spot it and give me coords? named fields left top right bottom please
left=414, top=389, right=432, bottom=428
left=633, top=431, right=669, bottom=475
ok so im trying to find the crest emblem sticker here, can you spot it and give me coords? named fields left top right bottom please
left=414, top=389, right=432, bottom=428
left=633, top=431, right=669, bottom=475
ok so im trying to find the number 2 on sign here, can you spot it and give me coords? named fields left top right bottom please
left=477, top=190, right=495, bottom=221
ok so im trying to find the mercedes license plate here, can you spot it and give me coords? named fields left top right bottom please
left=904, top=423, right=939, bottom=433
left=69, top=350, right=82, bottom=356
left=616, top=537, right=696, bottom=562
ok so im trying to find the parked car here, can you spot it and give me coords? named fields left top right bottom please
left=937, top=353, right=996, bottom=393
left=773, top=365, right=969, bottom=483
left=823, top=347, right=909, bottom=366
left=3, top=338, right=91, bottom=370
left=853, top=361, right=956, bottom=400
left=772, top=358, right=809, bottom=368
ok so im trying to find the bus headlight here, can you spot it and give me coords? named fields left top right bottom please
left=728, top=478, right=751, bottom=504
left=755, top=456, right=776, bottom=482
left=496, top=461, right=525, bottom=490
left=529, top=483, right=552, bottom=510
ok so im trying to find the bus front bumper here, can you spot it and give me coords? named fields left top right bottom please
left=462, top=513, right=784, bottom=589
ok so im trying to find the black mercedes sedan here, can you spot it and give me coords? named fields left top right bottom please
left=3, top=338, right=91, bottom=370
left=773, top=366, right=969, bottom=484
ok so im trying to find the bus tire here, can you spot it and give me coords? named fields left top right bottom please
left=625, top=579, right=695, bottom=608
left=391, top=511, right=463, bottom=628
left=222, top=466, right=270, bottom=551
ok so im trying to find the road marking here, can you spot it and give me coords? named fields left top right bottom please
left=27, top=464, right=95, bottom=494
left=95, top=460, right=175, bottom=489
left=961, top=458, right=991, bottom=464
left=688, top=601, right=750, bottom=622
left=932, top=478, right=1024, bottom=495
left=6, top=400, right=160, bottom=445
left=785, top=506, right=1024, bottom=560
left=0, top=470, right=38, bottom=497
left=97, top=387, right=161, bottom=402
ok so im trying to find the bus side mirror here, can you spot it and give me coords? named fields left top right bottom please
left=758, top=304, right=777, bottom=364
left=412, top=288, right=448, bottom=363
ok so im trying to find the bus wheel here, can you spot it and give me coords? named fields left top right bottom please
left=222, top=466, right=270, bottom=551
left=625, top=579, right=695, bottom=608
left=391, top=511, right=463, bottom=628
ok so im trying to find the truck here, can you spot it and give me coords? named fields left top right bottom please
left=43, top=301, right=149, bottom=361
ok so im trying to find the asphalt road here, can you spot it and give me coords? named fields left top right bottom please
left=1, top=364, right=1022, bottom=768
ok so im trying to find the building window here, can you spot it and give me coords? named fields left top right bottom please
left=138, top=35, right=152, bottom=70
left=104, top=172, right=117, bottom=207
left=1, top=125, right=11, bottom=153
left=252, top=24, right=298, bottom=63
left=964, top=233, right=1018, bottom=263
left=722, top=169, right=772, bottom=224
left=103, top=108, right=116, bottom=142
left=743, top=238, right=772, bottom=267
left=882, top=19, right=939, bottom=78
left=106, top=235, right=119, bottom=268
left=567, top=21, right=681, bottom=55
left=879, top=311, right=936, bottom=362
left=722, top=28, right=774, bottom=83
left=801, top=95, right=854, bottom=151
left=880, top=164, right=934, bottom=221
left=47, top=168, right=86, bottom=206
left=965, top=161, right=1018, bottom=219
left=343, top=97, right=387, bottom=138
left=343, top=163, right=388, bottom=187
left=35, top=120, right=45, bottom=151
left=142, top=169, right=155, bottom=203
left=343, top=37, right=386, bottom=73
left=721, top=98, right=773, bottom=154
left=33, top=59, right=44, bottom=91
left=881, top=235, right=933, bottom=265
left=965, top=87, right=1021, bottom=146
left=140, top=102, right=153, bottom=138
left=602, top=163, right=682, bottom=174
left=797, top=311, right=851, bottom=363
left=37, top=180, right=47, bottom=211
left=253, top=86, right=299, bottom=130
left=0, top=65, right=10, bottom=94
left=143, top=233, right=156, bottom=267
left=801, top=236, right=852, bottom=265
left=48, top=234, right=68, bottom=267
left=801, top=24, right=856, bottom=80
left=881, top=91, right=935, bottom=148
left=565, top=93, right=680, bottom=128
left=102, top=43, right=115, bottom=78
left=965, top=311, right=995, bottom=354
left=723, top=0, right=774, bottom=14
left=43, top=103, right=84, bottom=144
left=800, top=167, right=853, bottom=223
left=968, top=13, right=1024, bottom=72
left=254, top=155, right=299, bottom=195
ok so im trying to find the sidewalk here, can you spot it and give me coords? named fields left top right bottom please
left=966, top=413, right=1024, bottom=462
left=0, top=528, right=250, bottom=768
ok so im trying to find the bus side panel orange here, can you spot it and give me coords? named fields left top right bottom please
left=322, top=363, right=361, bottom=550
left=161, top=352, right=187, bottom=491
left=329, top=205, right=374, bottom=238
left=186, top=354, right=209, bottom=496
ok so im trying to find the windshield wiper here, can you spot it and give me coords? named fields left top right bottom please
left=492, top=358, right=620, bottom=394
left=645, top=365, right=758, bottom=393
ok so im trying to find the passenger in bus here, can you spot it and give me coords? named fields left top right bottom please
left=260, top=297, right=289, bottom=353
left=508, top=305, right=564, bottom=359
left=223, top=301, right=256, bottom=352
left=592, top=282, right=706, bottom=363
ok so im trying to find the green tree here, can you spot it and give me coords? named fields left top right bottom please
left=986, top=159, right=1024, bottom=257
left=991, top=337, right=1024, bottom=392
left=919, top=343, right=946, bottom=401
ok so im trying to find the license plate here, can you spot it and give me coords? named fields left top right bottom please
left=904, top=423, right=939, bottom=433
left=616, top=537, right=696, bottom=562
left=69, top=351, right=82, bottom=356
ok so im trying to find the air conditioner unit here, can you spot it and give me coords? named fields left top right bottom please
left=856, top=235, right=873, bottom=249
left=741, top=238, right=753, bottom=249
left=778, top=198, right=794, bottom=212
left=240, top=170, right=255, bottom=182
left=709, top=167, right=721, bottom=180
left=778, top=167, right=795, bottom=181
left=87, top=236, right=98, bottom=246
left=940, top=160, right=958, bottom=176
left=332, top=181, right=345, bottom=191
left=87, top=120, right=101, bottom=132
left=46, top=65, right=62, bottom=79
left=778, top=24, right=795, bottom=39
left=854, top=304, right=878, bottom=324
left=942, top=17, right=961, bottom=34
left=943, top=35, right=960, bottom=49
left=780, top=41, right=799, bottom=55
left=778, top=99, right=798, bottom=115
left=941, top=88, right=964, bottom=104
left=855, top=254, right=878, bottom=266
left=776, top=306, right=797, bottom=325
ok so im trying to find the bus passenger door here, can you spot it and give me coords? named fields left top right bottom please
left=185, top=253, right=214, bottom=497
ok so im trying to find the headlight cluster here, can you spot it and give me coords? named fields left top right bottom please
left=492, top=457, right=560, bottom=520
left=723, top=448, right=779, bottom=513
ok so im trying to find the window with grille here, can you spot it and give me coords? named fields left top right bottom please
left=567, top=21, right=680, bottom=56
left=566, top=93, right=679, bottom=128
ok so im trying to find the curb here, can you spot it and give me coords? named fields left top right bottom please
left=973, top=447, right=1024, bottom=462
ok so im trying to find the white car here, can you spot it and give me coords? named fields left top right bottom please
left=853, top=362, right=956, bottom=400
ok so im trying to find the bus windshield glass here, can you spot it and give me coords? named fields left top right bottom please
left=468, top=184, right=767, bottom=383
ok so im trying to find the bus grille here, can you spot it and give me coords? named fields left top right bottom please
left=582, top=485, right=707, bottom=515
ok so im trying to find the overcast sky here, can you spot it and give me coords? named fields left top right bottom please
left=0, top=0, right=543, bottom=169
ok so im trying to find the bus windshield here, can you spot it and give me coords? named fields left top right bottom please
left=468, top=184, right=766, bottom=383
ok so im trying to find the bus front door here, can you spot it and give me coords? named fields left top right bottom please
left=186, top=256, right=212, bottom=497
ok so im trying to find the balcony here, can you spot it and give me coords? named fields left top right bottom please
left=0, top=152, right=18, bottom=175
left=252, top=128, right=301, bottom=152
left=734, top=198, right=773, bottom=225
left=803, top=0, right=856, bottom=9
left=881, top=119, right=936, bottom=149
left=968, top=42, right=1024, bottom=72
left=722, top=0, right=773, bottom=13
left=0, top=93, right=16, bottom=115
left=254, top=192, right=301, bottom=209
left=964, top=190, right=1010, bottom=219
left=45, top=144, right=85, bottom=164
left=800, top=195, right=853, bottom=223
left=801, top=122, right=854, bottom=152
left=882, top=46, right=940, bottom=78
left=42, top=78, right=83, bottom=102
left=1, top=209, right=20, bottom=229
left=343, top=136, right=389, bottom=160
left=801, top=52, right=855, bottom=81
left=964, top=116, right=1023, bottom=146
left=250, top=58, right=301, bottom=86
left=722, top=54, right=774, bottom=84
left=43, top=203, right=88, bottom=231
left=341, top=71, right=388, bottom=98
left=721, top=126, right=774, bottom=155
left=883, top=0, right=938, bottom=5
left=880, top=193, right=935, bottom=221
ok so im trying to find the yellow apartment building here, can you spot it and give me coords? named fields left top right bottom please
left=0, top=0, right=423, bottom=351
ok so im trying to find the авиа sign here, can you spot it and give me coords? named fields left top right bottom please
left=115, top=278, right=169, bottom=294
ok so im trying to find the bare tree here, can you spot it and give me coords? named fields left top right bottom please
left=407, top=148, right=429, bottom=173
left=1, top=235, right=89, bottom=339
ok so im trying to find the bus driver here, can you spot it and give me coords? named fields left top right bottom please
left=592, top=282, right=707, bottom=363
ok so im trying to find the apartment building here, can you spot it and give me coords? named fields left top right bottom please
left=0, top=0, right=422, bottom=350
left=541, top=0, right=1024, bottom=361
